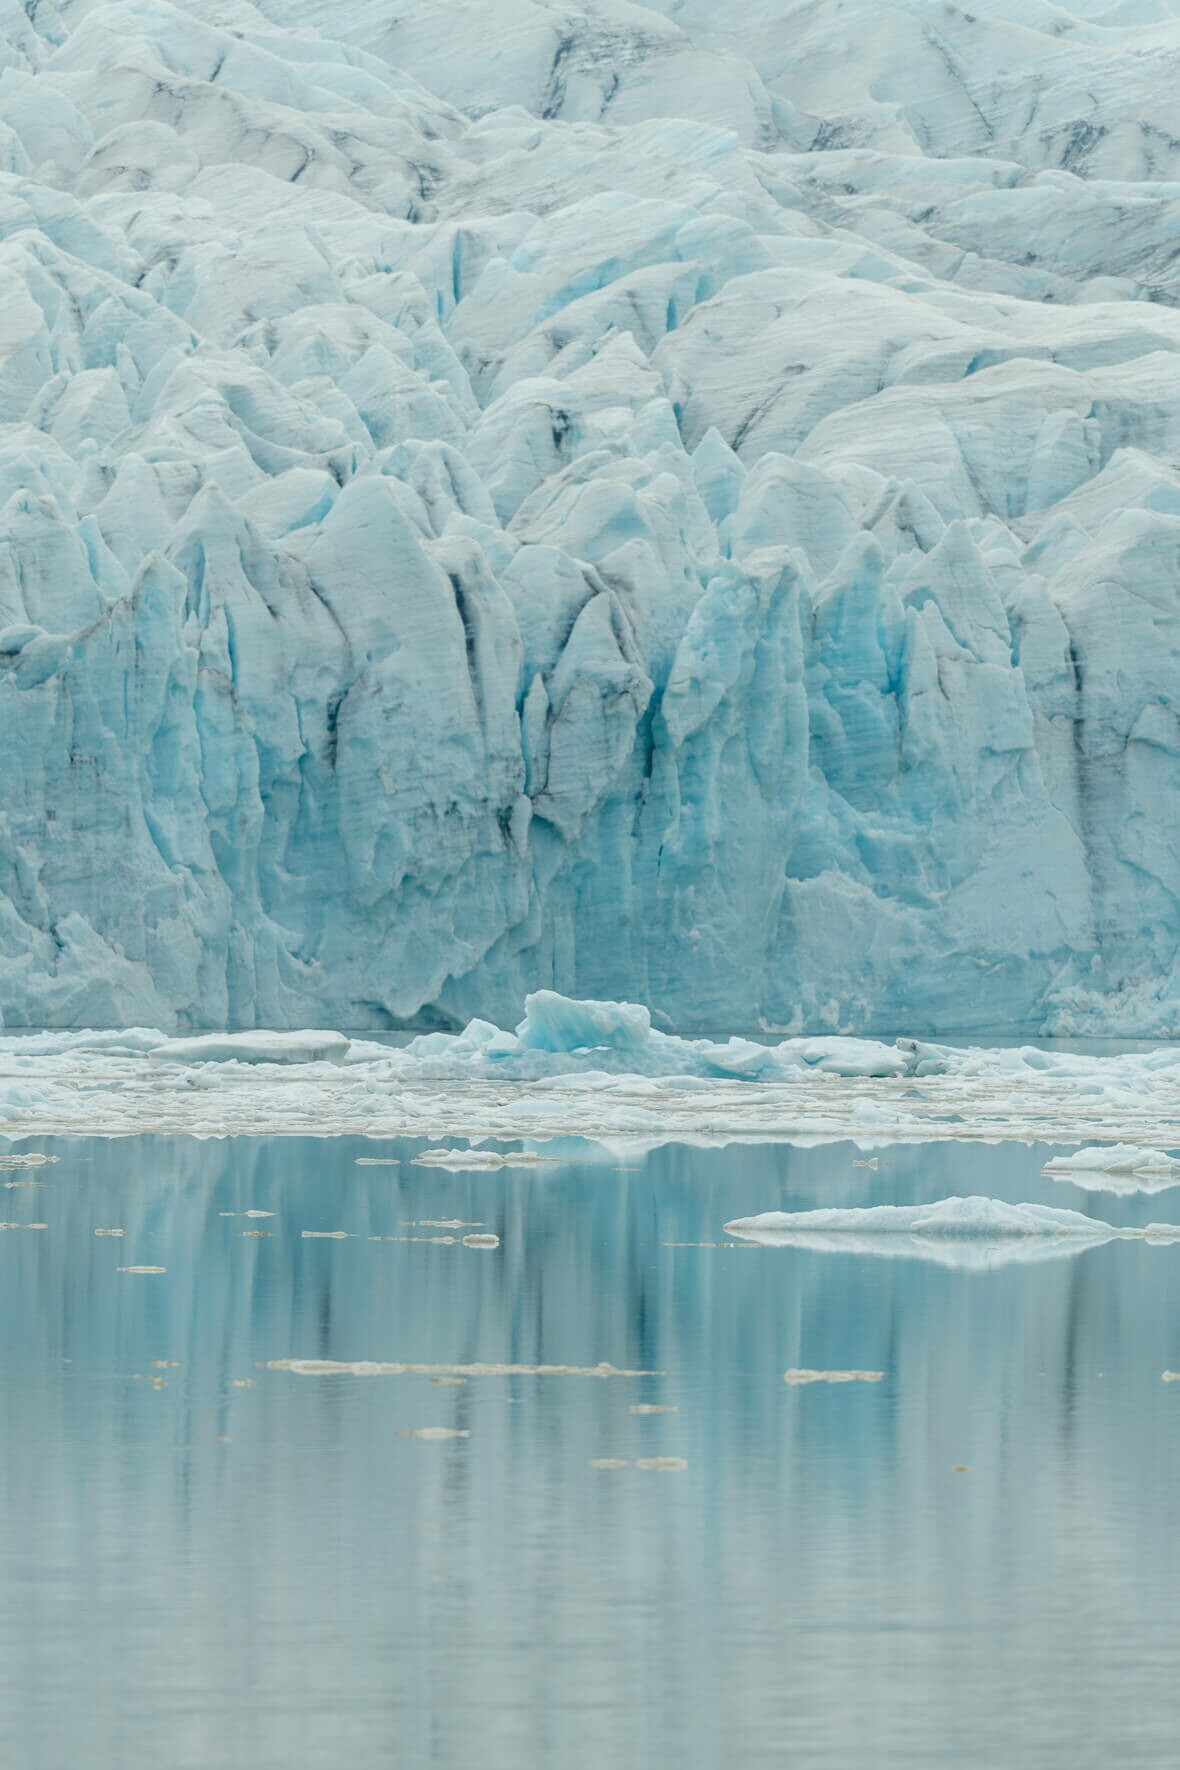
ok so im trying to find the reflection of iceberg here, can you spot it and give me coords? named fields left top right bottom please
left=723, top=1197, right=1180, bottom=1270
left=1044, top=1146, right=1180, bottom=1194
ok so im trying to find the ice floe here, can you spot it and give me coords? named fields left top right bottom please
left=784, top=1370, right=885, bottom=1385
left=412, top=1148, right=547, bottom=1169
left=724, top=1197, right=1180, bottom=1268
left=265, top=1359, right=655, bottom=1378
left=1043, top=1146, right=1180, bottom=1192
left=0, top=993, right=1178, bottom=1145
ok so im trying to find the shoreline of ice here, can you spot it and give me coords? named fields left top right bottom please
left=0, top=992, right=1178, bottom=1147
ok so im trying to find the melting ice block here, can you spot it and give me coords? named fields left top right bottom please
left=1043, top=1145, right=1180, bottom=1193
left=148, top=1033, right=352, bottom=1066
left=724, top=1197, right=1180, bottom=1268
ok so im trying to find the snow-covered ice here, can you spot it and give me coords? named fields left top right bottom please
left=1, top=1, right=1180, bottom=1035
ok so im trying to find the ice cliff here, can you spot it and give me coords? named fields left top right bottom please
left=2, top=0, right=1180, bottom=1032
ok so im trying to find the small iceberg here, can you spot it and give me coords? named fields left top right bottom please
left=148, top=1031, right=351, bottom=1065
left=412, top=1148, right=545, bottom=1170
left=724, top=1197, right=1180, bottom=1270
left=1043, top=1146, right=1180, bottom=1193
left=784, top=1369, right=884, bottom=1385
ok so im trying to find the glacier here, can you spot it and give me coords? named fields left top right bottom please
left=2, top=0, right=1180, bottom=1031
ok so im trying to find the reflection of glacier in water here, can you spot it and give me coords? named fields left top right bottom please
left=3, top=1134, right=1180, bottom=1769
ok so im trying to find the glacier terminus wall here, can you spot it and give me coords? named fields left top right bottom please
left=2, top=0, right=1180, bottom=1033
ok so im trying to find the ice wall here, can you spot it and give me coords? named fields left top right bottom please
left=1, top=0, right=1179, bottom=1032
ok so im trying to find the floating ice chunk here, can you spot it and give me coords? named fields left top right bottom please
left=785, top=1369, right=885, bottom=1385
left=515, top=992, right=654, bottom=1055
left=117, top=1265, right=166, bottom=1274
left=265, top=1360, right=655, bottom=1378
left=1045, top=1146, right=1180, bottom=1174
left=412, top=1148, right=544, bottom=1169
left=1044, top=1146, right=1180, bottom=1191
left=725, top=1197, right=1180, bottom=1267
left=301, top=1230, right=351, bottom=1239
left=728, top=1197, right=1122, bottom=1240
left=636, top=1458, right=687, bottom=1471
left=150, top=1032, right=351, bottom=1065
left=398, top=1428, right=469, bottom=1441
left=462, top=1233, right=500, bottom=1248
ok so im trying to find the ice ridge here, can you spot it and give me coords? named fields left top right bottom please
left=2, top=1, right=1180, bottom=1032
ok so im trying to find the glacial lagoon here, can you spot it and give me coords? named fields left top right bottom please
left=2, top=1134, right=1179, bottom=1769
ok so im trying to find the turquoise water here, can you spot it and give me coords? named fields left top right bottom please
left=2, top=1135, right=1180, bottom=1769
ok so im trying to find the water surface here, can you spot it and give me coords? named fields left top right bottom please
left=2, top=1136, right=1179, bottom=1769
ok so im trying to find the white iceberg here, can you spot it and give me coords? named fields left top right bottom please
left=1043, top=1145, right=1180, bottom=1193
left=412, top=1147, right=547, bottom=1170
left=723, top=1196, right=1180, bottom=1268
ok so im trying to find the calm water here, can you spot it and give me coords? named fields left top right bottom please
left=2, top=1134, right=1180, bottom=1769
